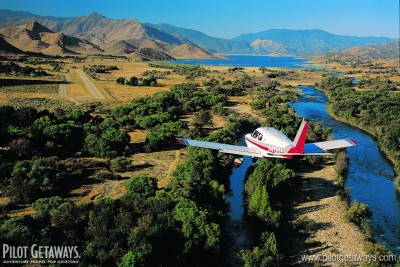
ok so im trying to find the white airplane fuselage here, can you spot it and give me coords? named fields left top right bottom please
left=244, top=127, right=295, bottom=158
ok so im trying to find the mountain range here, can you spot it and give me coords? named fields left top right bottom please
left=0, top=9, right=396, bottom=59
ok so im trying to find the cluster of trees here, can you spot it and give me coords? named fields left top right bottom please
left=115, top=76, right=157, bottom=86
left=83, top=65, right=118, bottom=73
left=0, top=107, right=130, bottom=159
left=0, top=173, right=223, bottom=266
left=148, top=63, right=211, bottom=80
left=203, top=74, right=255, bottom=97
left=317, top=76, right=400, bottom=185
left=109, top=82, right=229, bottom=151
left=258, top=67, right=295, bottom=79
left=0, top=61, right=48, bottom=76
left=357, top=77, right=397, bottom=91
left=240, top=159, right=296, bottom=265
left=0, top=107, right=130, bottom=203
left=142, top=69, right=171, bottom=79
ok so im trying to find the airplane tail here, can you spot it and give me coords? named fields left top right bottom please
left=291, top=119, right=308, bottom=153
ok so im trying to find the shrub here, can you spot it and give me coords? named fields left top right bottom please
left=304, top=237, right=318, bottom=246
left=110, top=157, right=131, bottom=172
left=94, top=170, right=120, bottom=180
left=343, top=201, right=372, bottom=236
left=363, top=242, right=396, bottom=265
left=33, top=196, right=65, bottom=215
left=293, top=216, right=317, bottom=235
left=343, top=201, right=372, bottom=225
left=395, top=176, right=400, bottom=193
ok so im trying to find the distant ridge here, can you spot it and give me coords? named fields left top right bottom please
left=312, top=40, right=400, bottom=61
left=150, top=23, right=254, bottom=54
left=0, top=9, right=395, bottom=58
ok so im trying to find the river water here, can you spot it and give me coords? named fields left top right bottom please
left=289, top=86, right=400, bottom=254
left=225, top=135, right=254, bottom=265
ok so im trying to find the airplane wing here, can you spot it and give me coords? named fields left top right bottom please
left=176, top=138, right=263, bottom=158
left=304, top=138, right=357, bottom=154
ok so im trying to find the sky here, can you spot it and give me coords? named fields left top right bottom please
left=0, top=0, right=399, bottom=39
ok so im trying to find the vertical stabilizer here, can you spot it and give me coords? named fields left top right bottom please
left=292, top=119, right=308, bottom=153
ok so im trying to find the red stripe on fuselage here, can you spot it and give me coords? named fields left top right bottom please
left=245, top=137, right=290, bottom=158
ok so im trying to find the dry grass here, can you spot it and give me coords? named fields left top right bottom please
left=0, top=83, right=58, bottom=94
left=128, top=129, right=148, bottom=144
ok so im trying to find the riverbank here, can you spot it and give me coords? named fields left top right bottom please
left=325, top=104, right=400, bottom=194
left=285, top=163, right=367, bottom=265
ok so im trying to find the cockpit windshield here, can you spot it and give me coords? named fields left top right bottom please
left=252, top=130, right=260, bottom=139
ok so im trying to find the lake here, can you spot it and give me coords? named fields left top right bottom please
left=173, top=55, right=316, bottom=68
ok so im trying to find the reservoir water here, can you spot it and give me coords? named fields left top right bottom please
left=173, top=55, right=315, bottom=69
left=290, top=86, right=400, bottom=255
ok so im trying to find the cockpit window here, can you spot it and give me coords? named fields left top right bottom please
left=252, top=130, right=260, bottom=139
left=258, top=134, right=263, bottom=141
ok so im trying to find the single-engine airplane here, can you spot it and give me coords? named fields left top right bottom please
left=176, top=119, right=356, bottom=166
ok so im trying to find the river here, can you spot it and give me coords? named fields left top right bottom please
left=225, top=135, right=255, bottom=265
left=289, top=86, right=400, bottom=255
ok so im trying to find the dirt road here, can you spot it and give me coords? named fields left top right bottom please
left=58, top=73, right=72, bottom=97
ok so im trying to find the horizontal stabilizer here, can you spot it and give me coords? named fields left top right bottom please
left=176, top=138, right=263, bottom=158
left=304, top=138, right=357, bottom=154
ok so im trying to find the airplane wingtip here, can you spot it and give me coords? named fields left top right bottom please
left=348, top=138, right=357, bottom=146
left=176, top=138, right=186, bottom=145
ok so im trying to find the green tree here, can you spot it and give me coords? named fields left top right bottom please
left=240, top=232, right=279, bottom=267
left=8, top=157, right=63, bottom=203
left=128, top=76, right=139, bottom=86
left=119, top=251, right=144, bottom=267
left=191, top=110, right=213, bottom=130
left=125, top=175, right=157, bottom=199
left=173, top=197, right=220, bottom=252
left=111, top=157, right=132, bottom=172
left=116, top=77, right=125, bottom=85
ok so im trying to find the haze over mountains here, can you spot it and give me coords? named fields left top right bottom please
left=0, top=9, right=395, bottom=59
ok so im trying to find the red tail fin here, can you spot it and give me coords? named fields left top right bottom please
left=292, top=119, right=308, bottom=153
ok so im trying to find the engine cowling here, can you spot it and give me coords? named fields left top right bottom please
left=233, top=157, right=244, bottom=167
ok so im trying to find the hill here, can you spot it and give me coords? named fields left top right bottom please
left=0, top=21, right=103, bottom=55
left=250, top=39, right=288, bottom=55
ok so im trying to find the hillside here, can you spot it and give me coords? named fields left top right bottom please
left=150, top=23, right=254, bottom=54
left=312, top=40, right=400, bottom=61
left=0, top=10, right=214, bottom=59
left=250, top=39, right=288, bottom=55
left=233, top=29, right=393, bottom=55
left=0, top=21, right=103, bottom=55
